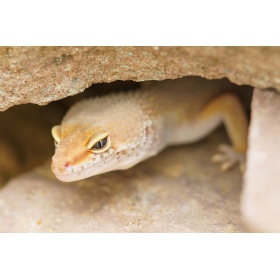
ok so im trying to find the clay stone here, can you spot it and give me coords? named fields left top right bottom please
left=1, top=46, right=279, bottom=111
left=241, top=88, right=280, bottom=232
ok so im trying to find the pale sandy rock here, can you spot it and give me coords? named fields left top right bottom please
left=241, top=88, right=280, bottom=232
left=0, top=129, right=246, bottom=233
left=0, top=46, right=279, bottom=111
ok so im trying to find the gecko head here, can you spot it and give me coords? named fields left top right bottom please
left=51, top=119, right=152, bottom=182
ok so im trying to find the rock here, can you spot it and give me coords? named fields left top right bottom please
left=1, top=46, right=279, bottom=111
left=0, top=128, right=246, bottom=232
left=241, top=88, right=280, bottom=232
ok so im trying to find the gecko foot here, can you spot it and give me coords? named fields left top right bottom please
left=211, top=144, right=245, bottom=172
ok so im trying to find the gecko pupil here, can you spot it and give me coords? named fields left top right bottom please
left=94, top=137, right=107, bottom=150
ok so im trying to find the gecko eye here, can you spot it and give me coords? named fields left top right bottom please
left=93, top=137, right=108, bottom=150
left=87, top=131, right=111, bottom=153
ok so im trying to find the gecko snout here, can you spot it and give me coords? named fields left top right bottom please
left=51, top=155, right=70, bottom=173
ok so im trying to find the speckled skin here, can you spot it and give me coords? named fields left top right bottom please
left=51, top=76, right=247, bottom=182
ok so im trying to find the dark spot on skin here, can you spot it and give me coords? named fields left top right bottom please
left=65, top=162, right=69, bottom=168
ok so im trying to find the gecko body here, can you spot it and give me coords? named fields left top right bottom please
left=51, top=77, right=248, bottom=182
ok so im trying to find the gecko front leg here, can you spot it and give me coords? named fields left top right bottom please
left=197, top=93, right=248, bottom=171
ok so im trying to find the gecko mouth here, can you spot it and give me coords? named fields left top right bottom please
left=52, top=160, right=112, bottom=182
left=52, top=146, right=142, bottom=182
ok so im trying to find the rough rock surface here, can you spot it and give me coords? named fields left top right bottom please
left=241, top=88, right=280, bottom=232
left=0, top=128, right=246, bottom=233
left=1, top=46, right=279, bottom=111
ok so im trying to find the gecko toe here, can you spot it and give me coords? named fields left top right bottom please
left=211, top=153, right=227, bottom=163
left=212, top=143, right=245, bottom=172
left=220, top=159, right=237, bottom=172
